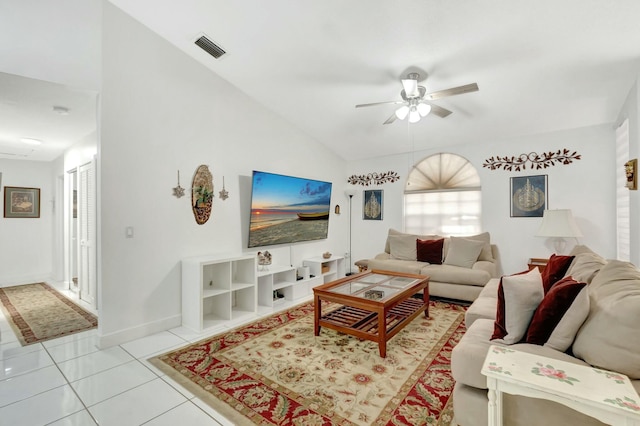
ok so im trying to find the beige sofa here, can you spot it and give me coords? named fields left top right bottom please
left=356, top=229, right=501, bottom=302
left=451, top=246, right=640, bottom=426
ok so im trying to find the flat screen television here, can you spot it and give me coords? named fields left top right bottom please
left=248, top=170, right=332, bottom=248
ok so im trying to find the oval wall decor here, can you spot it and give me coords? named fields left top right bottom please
left=191, top=165, right=214, bottom=225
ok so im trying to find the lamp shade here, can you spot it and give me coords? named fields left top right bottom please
left=395, top=105, right=409, bottom=120
left=536, top=209, right=583, bottom=238
left=417, top=103, right=431, bottom=117
left=408, top=107, right=421, bottom=123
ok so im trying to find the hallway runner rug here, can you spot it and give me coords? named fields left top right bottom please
left=150, top=300, right=466, bottom=425
left=0, top=282, right=98, bottom=345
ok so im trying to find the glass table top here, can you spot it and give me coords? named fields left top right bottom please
left=327, top=273, right=423, bottom=301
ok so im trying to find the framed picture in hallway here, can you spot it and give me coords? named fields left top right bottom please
left=510, top=175, right=547, bottom=217
left=363, top=189, right=383, bottom=220
left=4, top=186, right=40, bottom=218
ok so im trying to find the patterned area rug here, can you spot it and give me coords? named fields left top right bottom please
left=150, top=300, right=466, bottom=425
left=0, top=282, right=98, bottom=345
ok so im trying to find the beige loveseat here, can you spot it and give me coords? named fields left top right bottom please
left=356, top=229, right=501, bottom=302
left=451, top=245, right=640, bottom=425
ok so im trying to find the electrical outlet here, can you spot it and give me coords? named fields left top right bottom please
left=344, top=252, right=350, bottom=259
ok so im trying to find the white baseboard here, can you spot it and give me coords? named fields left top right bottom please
left=97, top=314, right=182, bottom=349
left=0, top=274, right=53, bottom=288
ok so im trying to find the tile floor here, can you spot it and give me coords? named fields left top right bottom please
left=0, top=281, right=309, bottom=425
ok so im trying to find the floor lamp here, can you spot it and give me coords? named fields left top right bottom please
left=345, top=189, right=357, bottom=275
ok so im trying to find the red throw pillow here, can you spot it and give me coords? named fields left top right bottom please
left=416, top=238, right=444, bottom=264
left=541, top=254, right=575, bottom=293
left=525, top=276, right=589, bottom=351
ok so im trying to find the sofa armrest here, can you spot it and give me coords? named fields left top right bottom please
left=472, top=260, right=498, bottom=278
left=374, top=253, right=391, bottom=260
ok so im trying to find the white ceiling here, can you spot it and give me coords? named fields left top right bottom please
left=3, top=0, right=640, bottom=162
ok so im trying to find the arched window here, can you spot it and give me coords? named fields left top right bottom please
left=404, top=153, right=482, bottom=236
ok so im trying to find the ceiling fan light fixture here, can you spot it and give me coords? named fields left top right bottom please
left=417, top=103, right=431, bottom=117
left=395, top=105, right=410, bottom=120
left=408, top=108, right=421, bottom=123
left=401, top=78, right=419, bottom=98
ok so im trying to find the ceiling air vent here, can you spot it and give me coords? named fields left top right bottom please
left=195, top=35, right=226, bottom=59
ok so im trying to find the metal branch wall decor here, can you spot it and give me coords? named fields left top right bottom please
left=483, top=149, right=581, bottom=171
left=348, top=171, right=400, bottom=186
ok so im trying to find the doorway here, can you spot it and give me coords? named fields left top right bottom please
left=67, top=159, right=97, bottom=309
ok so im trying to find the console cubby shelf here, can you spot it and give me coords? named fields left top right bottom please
left=182, top=254, right=257, bottom=332
left=303, top=255, right=345, bottom=284
left=182, top=254, right=345, bottom=332
left=257, top=265, right=323, bottom=308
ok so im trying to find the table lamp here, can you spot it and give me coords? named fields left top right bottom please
left=536, top=209, right=583, bottom=254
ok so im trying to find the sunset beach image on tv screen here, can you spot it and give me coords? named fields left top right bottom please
left=248, top=171, right=332, bottom=248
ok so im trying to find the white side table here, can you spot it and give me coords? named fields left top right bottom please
left=481, top=345, right=640, bottom=426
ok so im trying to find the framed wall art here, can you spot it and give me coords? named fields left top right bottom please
left=510, top=175, right=547, bottom=218
left=625, top=158, right=637, bottom=190
left=363, top=189, right=383, bottom=220
left=4, top=186, right=41, bottom=218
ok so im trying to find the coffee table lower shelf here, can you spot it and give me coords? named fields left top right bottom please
left=318, top=297, right=427, bottom=357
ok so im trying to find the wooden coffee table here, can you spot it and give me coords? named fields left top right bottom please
left=313, top=269, right=429, bottom=357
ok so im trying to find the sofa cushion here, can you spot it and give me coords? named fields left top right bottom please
left=416, top=238, right=444, bottom=264
left=564, top=251, right=607, bottom=284
left=491, top=268, right=544, bottom=345
left=367, top=258, right=424, bottom=275
left=572, top=260, right=640, bottom=379
left=452, top=319, right=589, bottom=390
left=464, top=278, right=501, bottom=327
left=444, top=237, right=485, bottom=268
left=388, top=234, right=417, bottom=260
left=420, top=264, right=491, bottom=286
left=525, top=277, right=589, bottom=352
left=541, top=254, right=574, bottom=293
left=384, top=228, right=440, bottom=254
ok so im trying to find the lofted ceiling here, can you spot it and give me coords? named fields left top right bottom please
left=3, top=1, right=640, bottom=162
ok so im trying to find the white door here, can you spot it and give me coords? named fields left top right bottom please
left=78, top=160, right=97, bottom=308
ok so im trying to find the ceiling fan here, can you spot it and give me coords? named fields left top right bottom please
left=355, top=72, right=478, bottom=124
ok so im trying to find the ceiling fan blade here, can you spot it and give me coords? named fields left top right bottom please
left=429, top=104, right=453, bottom=118
left=425, top=83, right=479, bottom=100
left=383, top=113, right=397, bottom=125
left=401, top=78, right=420, bottom=98
left=355, top=100, right=405, bottom=108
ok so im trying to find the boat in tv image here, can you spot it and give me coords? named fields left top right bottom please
left=248, top=171, right=332, bottom=248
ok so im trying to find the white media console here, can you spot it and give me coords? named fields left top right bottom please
left=181, top=254, right=345, bottom=332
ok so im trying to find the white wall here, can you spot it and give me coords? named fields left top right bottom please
left=348, top=124, right=616, bottom=275
left=617, top=75, right=640, bottom=266
left=0, top=159, right=55, bottom=286
left=99, top=3, right=349, bottom=346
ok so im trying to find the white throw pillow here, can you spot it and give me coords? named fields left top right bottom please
left=491, top=268, right=544, bottom=345
left=465, top=232, right=494, bottom=262
left=443, top=237, right=485, bottom=269
left=545, top=286, right=589, bottom=351
left=388, top=234, right=417, bottom=260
